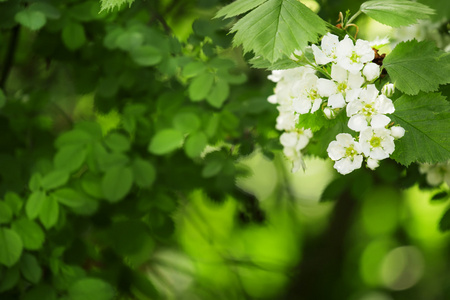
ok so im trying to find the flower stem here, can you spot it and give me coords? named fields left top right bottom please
left=346, top=10, right=362, bottom=26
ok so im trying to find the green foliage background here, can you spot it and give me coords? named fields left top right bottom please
left=0, top=0, right=449, bottom=299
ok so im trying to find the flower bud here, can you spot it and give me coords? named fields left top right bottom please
left=324, top=107, right=336, bottom=119
left=390, top=126, right=405, bottom=139
left=363, top=62, right=381, bottom=81
left=382, top=83, right=395, bottom=97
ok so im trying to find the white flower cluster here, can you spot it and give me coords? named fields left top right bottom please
left=419, top=161, right=450, bottom=187
left=268, top=33, right=405, bottom=175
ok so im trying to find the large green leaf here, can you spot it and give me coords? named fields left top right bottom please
left=20, top=253, right=42, bottom=284
left=215, top=0, right=268, bottom=19
left=0, top=228, right=23, bottom=267
left=229, top=0, right=326, bottom=63
left=360, top=0, right=434, bottom=27
left=383, top=40, right=450, bottom=95
left=390, top=93, right=450, bottom=166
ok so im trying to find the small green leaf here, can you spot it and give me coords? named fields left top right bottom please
left=26, top=191, right=46, bottom=220
left=130, top=46, right=163, bottom=66
left=182, top=61, right=207, bottom=78
left=215, top=0, right=268, bottom=19
left=41, top=170, right=70, bottom=191
left=55, top=130, right=94, bottom=148
left=383, top=40, right=450, bottom=95
left=23, top=284, right=57, bottom=300
left=52, top=188, right=86, bottom=208
left=188, top=72, right=215, bottom=102
left=39, top=196, right=59, bottom=229
left=15, top=9, right=46, bottom=30
left=131, top=158, right=156, bottom=188
left=68, top=278, right=115, bottom=300
left=21, top=253, right=42, bottom=284
left=202, top=159, right=224, bottom=178
left=361, top=0, right=434, bottom=27
left=62, top=22, right=86, bottom=50
left=0, top=202, right=12, bottom=224
left=148, top=129, right=184, bottom=155
left=29, top=173, right=42, bottom=192
left=11, top=218, right=45, bottom=250
left=102, top=166, right=133, bottom=202
left=104, top=132, right=130, bottom=152
left=100, top=0, right=135, bottom=12
left=0, top=264, right=20, bottom=292
left=81, top=173, right=104, bottom=198
left=206, top=78, right=230, bottom=108
left=29, top=2, right=61, bottom=19
left=54, top=145, right=87, bottom=173
left=116, top=31, right=144, bottom=51
left=173, top=112, right=201, bottom=133
left=184, top=132, right=208, bottom=158
left=0, top=228, right=23, bottom=267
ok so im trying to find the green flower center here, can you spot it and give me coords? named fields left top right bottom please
left=370, top=136, right=382, bottom=148
left=345, top=145, right=358, bottom=158
left=350, top=51, right=359, bottom=63
left=362, top=103, right=375, bottom=116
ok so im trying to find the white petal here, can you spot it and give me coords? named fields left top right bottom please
left=321, top=33, right=340, bottom=56
left=328, top=93, right=346, bottom=108
left=348, top=115, right=368, bottom=132
left=330, top=64, right=348, bottom=83
left=366, top=158, right=380, bottom=170
left=334, top=156, right=362, bottom=174
left=348, top=72, right=365, bottom=89
left=293, top=98, right=311, bottom=114
left=268, top=95, right=277, bottom=104
left=311, top=98, right=322, bottom=113
left=371, top=114, right=391, bottom=128
left=361, top=84, right=379, bottom=100
left=335, top=133, right=355, bottom=145
left=346, top=100, right=363, bottom=116
left=312, top=44, right=332, bottom=65
left=317, top=79, right=337, bottom=97
left=346, top=88, right=361, bottom=103
left=375, top=95, right=395, bottom=114
left=327, top=140, right=345, bottom=161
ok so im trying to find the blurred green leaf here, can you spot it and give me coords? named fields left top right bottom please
left=54, top=145, right=87, bottom=173
left=39, top=196, right=59, bottom=229
left=0, top=264, right=20, bottom=292
left=11, top=218, right=45, bottom=250
left=148, top=129, right=184, bottom=155
left=68, top=278, right=115, bottom=300
left=20, top=253, right=42, bottom=284
left=207, top=78, right=229, bottom=108
left=131, top=158, right=156, bottom=188
left=184, top=132, right=208, bottom=158
left=23, top=284, right=57, bottom=300
left=173, top=112, right=201, bottom=133
left=41, top=170, right=70, bottom=191
left=130, top=46, right=163, bottom=66
left=4, top=192, right=23, bottom=216
left=52, top=188, right=86, bottom=208
left=62, top=22, right=86, bottom=50
left=102, top=166, right=133, bottom=202
left=104, top=132, right=130, bottom=152
left=189, top=72, right=215, bottom=101
left=26, top=191, right=46, bottom=220
left=15, top=9, right=46, bottom=30
left=0, top=228, right=23, bottom=267
left=0, top=202, right=12, bottom=224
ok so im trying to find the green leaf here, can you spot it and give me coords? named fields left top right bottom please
left=29, top=2, right=61, bottom=19
left=68, top=278, right=115, bottom=300
left=0, top=89, right=5, bottom=109
left=173, top=112, right=201, bottom=133
left=26, top=191, right=46, bottom=220
left=390, top=93, right=450, bottom=166
left=23, top=284, right=57, bottom=300
left=102, top=166, right=133, bottom=202
left=4, top=192, right=23, bottom=215
left=0, top=264, right=20, bottom=292
left=184, top=132, right=208, bottom=158
left=55, top=130, right=94, bottom=148
left=104, top=132, right=130, bottom=152
left=383, top=40, right=450, bottom=95
left=188, top=72, right=215, bottom=101
left=11, top=218, right=45, bottom=250
left=62, top=22, right=86, bottom=50
left=216, top=0, right=268, bottom=19
left=131, top=158, right=156, bottom=188
left=439, top=207, right=450, bottom=232
left=360, top=0, right=434, bottom=27
left=130, top=46, right=163, bottom=66
left=0, top=228, right=23, bottom=267
left=21, top=253, right=42, bottom=284
left=39, top=196, right=59, bottom=229
left=182, top=61, right=206, bottom=78
left=52, top=188, right=86, bottom=208
left=41, top=170, right=70, bottom=191
left=0, top=202, right=12, bottom=224
left=15, top=9, right=46, bottom=30
left=81, top=173, right=104, bottom=198
left=100, top=0, right=134, bottom=12
left=29, top=173, right=42, bottom=192
left=54, top=145, right=87, bottom=173
left=148, top=129, right=184, bottom=155
left=206, top=78, right=230, bottom=108
left=230, top=0, right=326, bottom=63
left=109, top=220, right=153, bottom=256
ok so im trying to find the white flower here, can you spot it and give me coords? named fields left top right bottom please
left=291, top=73, right=324, bottom=114
left=317, top=64, right=364, bottom=109
left=327, top=133, right=363, bottom=174
left=362, top=62, right=381, bottom=81
left=276, top=107, right=298, bottom=131
left=382, top=83, right=395, bottom=97
left=346, top=85, right=395, bottom=131
left=359, top=127, right=395, bottom=160
left=419, top=162, right=450, bottom=187
left=312, top=33, right=340, bottom=65
left=281, top=128, right=313, bottom=173
left=336, top=35, right=375, bottom=74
